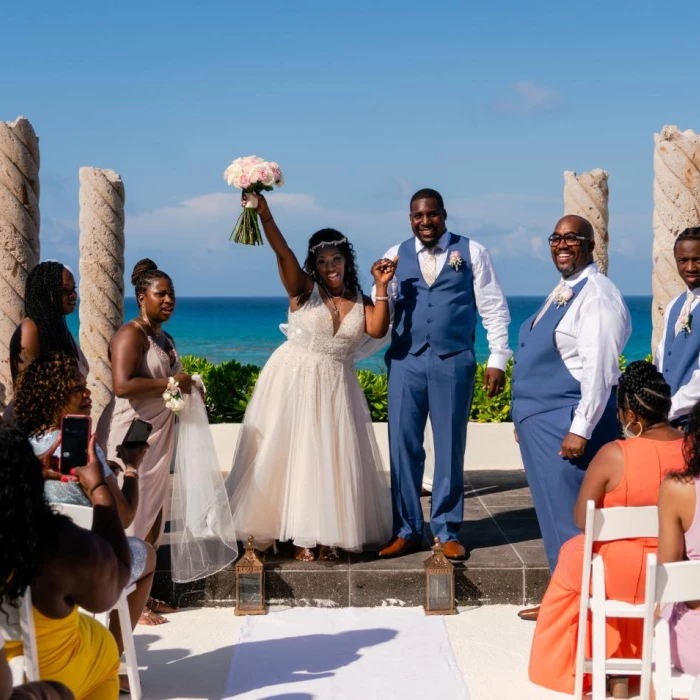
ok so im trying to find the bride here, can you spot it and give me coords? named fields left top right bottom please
left=225, top=194, right=395, bottom=562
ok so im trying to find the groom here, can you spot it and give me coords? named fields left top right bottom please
left=378, top=189, right=511, bottom=560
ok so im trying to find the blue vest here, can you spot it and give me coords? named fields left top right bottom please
left=662, top=292, right=700, bottom=395
left=511, top=279, right=588, bottom=421
left=389, top=233, right=476, bottom=358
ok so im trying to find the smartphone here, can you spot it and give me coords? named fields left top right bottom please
left=59, top=415, right=92, bottom=475
left=122, top=418, right=153, bottom=446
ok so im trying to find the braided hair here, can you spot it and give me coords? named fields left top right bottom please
left=131, top=258, right=173, bottom=300
left=674, top=226, right=700, bottom=248
left=303, top=229, right=362, bottom=295
left=0, top=425, right=66, bottom=611
left=617, top=360, right=672, bottom=425
left=10, top=262, right=78, bottom=381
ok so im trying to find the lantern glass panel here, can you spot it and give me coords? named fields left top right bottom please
left=238, top=573, right=263, bottom=610
left=428, top=572, right=452, bottom=610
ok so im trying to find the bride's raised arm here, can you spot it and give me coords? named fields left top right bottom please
left=247, top=193, right=310, bottom=298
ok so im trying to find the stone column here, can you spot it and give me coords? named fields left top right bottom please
left=563, top=168, right=609, bottom=275
left=652, top=126, right=700, bottom=352
left=78, top=167, right=125, bottom=420
left=0, top=116, right=40, bottom=409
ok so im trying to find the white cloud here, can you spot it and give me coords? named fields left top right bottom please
left=495, top=81, right=561, bottom=114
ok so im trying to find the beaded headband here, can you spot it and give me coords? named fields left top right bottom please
left=309, top=237, right=347, bottom=254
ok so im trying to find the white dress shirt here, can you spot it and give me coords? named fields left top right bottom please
left=654, top=287, right=700, bottom=421
left=552, top=263, right=632, bottom=439
left=370, top=231, right=512, bottom=370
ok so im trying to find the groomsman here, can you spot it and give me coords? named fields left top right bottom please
left=654, top=226, right=700, bottom=427
left=512, top=215, right=631, bottom=621
left=378, top=188, right=511, bottom=561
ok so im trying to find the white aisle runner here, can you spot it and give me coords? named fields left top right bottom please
left=223, top=607, right=470, bottom=699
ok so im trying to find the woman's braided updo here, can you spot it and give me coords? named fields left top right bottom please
left=617, top=360, right=672, bottom=425
left=131, top=258, right=173, bottom=299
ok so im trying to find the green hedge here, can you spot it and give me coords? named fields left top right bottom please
left=181, top=353, right=653, bottom=424
left=181, top=354, right=513, bottom=424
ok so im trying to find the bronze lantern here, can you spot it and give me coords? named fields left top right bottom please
left=234, top=536, right=266, bottom=616
left=424, top=537, right=456, bottom=615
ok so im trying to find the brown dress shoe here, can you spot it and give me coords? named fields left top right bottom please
left=378, top=537, right=422, bottom=558
left=442, top=541, right=467, bottom=561
left=517, top=605, right=540, bottom=621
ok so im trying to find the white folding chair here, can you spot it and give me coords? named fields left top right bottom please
left=54, top=502, right=142, bottom=700
left=0, top=591, right=40, bottom=686
left=573, top=500, right=659, bottom=699
left=640, top=554, right=700, bottom=700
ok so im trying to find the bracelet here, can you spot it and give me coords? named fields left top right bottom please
left=89, top=481, right=108, bottom=497
left=124, top=468, right=139, bottom=478
left=260, top=215, right=273, bottom=224
left=375, top=296, right=389, bottom=301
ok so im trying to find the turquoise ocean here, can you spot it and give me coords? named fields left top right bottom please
left=67, top=296, right=654, bottom=373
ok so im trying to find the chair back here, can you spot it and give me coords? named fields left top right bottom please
left=641, top=554, right=700, bottom=700
left=591, top=504, right=659, bottom=542
left=53, top=502, right=94, bottom=529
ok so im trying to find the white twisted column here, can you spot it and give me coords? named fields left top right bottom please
left=652, top=126, right=700, bottom=352
left=0, top=116, right=40, bottom=409
left=563, top=168, right=609, bottom=275
left=79, top=167, right=125, bottom=420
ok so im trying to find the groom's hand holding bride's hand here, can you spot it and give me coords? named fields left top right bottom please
left=483, top=368, right=506, bottom=398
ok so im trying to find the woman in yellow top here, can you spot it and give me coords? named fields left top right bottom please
left=0, top=425, right=131, bottom=699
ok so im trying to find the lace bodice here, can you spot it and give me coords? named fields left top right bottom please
left=287, top=284, right=365, bottom=359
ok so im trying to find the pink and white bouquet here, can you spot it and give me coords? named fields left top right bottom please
left=223, top=155, right=284, bottom=245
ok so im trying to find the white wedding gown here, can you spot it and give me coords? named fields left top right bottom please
left=225, top=284, right=392, bottom=551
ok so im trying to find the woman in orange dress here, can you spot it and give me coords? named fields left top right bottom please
left=529, top=361, right=684, bottom=694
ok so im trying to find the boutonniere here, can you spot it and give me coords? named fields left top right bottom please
left=447, top=250, right=464, bottom=271
left=680, top=313, right=693, bottom=336
left=553, top=285, right=574, bottom=308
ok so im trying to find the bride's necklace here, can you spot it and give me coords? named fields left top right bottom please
left=320, top=282, right=346, bottom=320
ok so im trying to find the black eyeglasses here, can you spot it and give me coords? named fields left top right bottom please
left=548, top=233, right=589, bottom=247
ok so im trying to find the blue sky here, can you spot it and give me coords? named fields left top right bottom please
left=4, top=0, right=700, bottom=296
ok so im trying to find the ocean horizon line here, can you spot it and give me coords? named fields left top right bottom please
left=157, top=294, right=656, bottom=300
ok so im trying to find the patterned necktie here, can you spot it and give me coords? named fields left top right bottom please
left=423, top=247, right=438, bottom=286
left=532, top=280, right=566, bottom=327
left=675, top=290, right=696, bottom=336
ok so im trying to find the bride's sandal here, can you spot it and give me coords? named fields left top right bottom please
left=319, top=546, right=340, bottom=561
left=146, top=596, right=179, bottom=615
left=294, top=546, right=316, bottom=562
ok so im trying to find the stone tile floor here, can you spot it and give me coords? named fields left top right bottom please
left=154, top=470, right=549, bottom=608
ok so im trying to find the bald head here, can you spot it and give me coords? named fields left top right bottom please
left=550, top=215, right=595, bottom=278
left=555, top=215, right=594, bottom=240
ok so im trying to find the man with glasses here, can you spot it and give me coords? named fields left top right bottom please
left=512, top=215, right=630, bottom=621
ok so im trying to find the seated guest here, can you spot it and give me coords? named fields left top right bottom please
left=657, top=399, right=700, bottom=676
left=654, top=226, right=700, bottom=427
left=13, top=352, right=163, bottom=680
left=529, top=361, right=683, bottom=695
left=0, top=425, right=130, bottom=699
left=1, top=642, right=73, bottom=700
left=4, top=262, right=85, bottom=423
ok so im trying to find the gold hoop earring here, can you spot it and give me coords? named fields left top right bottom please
left=624, top=421, right=644, bottom=439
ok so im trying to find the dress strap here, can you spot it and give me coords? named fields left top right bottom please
left=130, top=320, right=150, bottom=339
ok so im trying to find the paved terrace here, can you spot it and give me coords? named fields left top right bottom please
left=153, top=470, right=549, bottom=608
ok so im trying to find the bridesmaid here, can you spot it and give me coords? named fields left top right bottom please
left=97, top=258, right=193, bottom=617
left=4, top=261, right=86, bottom=421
